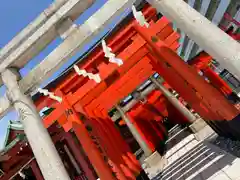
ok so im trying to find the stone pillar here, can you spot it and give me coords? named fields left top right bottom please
left=150, top=77, right=197, bottom=123
left=150, top=77, right=212, bottom=139
left=116, top=105, right=162, bottom=173
left=30, top=159, right=44, bottom=180
left=147, top=0, right=240, bottom=79
left=1, top=68, right=70, bottom=180
left=115, top=105, right=153, bottom=157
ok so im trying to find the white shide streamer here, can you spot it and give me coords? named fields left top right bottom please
left=38, top=88, right=63, bottom=103
left=102, top=40, right=123, bottom=66
left=73, top=65, right=101, bottom=83
left=132, top=5, right=149, bottom=28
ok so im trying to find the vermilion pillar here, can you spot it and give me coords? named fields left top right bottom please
left=202, top=67, right=232, bottom=96
left=101, top=118, right=143, bottom=178
left=89, top=118, right=130, bottom=180
left=71, top=122, right=115, bottom=180
left=87, top=115, right=141, bottom=179
left=188, top=51, right=233, bottom=96
left=58, top=91, right=115, bottom=180
left=116, top=105, right=153, bottom=157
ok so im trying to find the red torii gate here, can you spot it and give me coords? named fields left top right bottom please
left=186, top=27, right=240, bottom=139
left=83, top=19, right=179, bottom=119
left=61, top=10, right=176, bottom=180
left=133, top=23, right=239, bottom=140
left=188, top=51, right=233, bottom=96
left=78, top=17, right=181, bottom=158
left=31, top=4, right=239, bottom=180
left=35, top=7, right=180, bottom=179
left=36, top=5, right=159, bottom=180
left=188, top=25, right=240, bottom=98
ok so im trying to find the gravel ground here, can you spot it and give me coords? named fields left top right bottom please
left=212, top=136, right=240, bottom=157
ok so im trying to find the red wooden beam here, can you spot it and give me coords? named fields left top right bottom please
left=85, top=57, right=154, bottom=117
left=42, top=104, right=64, bottom=128
left=1, top=156, right=33, bottom=180
left=73, top=38, right=148, bottom=110
left=34, top=11, right=168, bottom=112
left=134, top=24, right=239, bottom=121
left=72, top=19, right=174, bottom=110
left=33, top=6, right=157, bottom=110
left=202, top=67, right=232, bottom=96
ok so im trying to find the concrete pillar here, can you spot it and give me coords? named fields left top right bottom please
left=115, top=105, right=152, bottom=157
left=149, top=77, right=197, bottom=123
left=1, top=68, right=70, bottom=180
left=147, top=0, right=240, bottom=79
left=150, top=77, right=211, bottom=139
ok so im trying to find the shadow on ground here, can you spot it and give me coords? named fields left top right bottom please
left=152, top=127, right=237, bottom=180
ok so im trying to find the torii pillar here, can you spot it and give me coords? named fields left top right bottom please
left=149, top=76, right=197, bottom=123
left=115, top=105, right=153, bottom=157
left=1, top=68, right=70, bottom=180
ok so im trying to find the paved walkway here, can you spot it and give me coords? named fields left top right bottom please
left=152, top=126, right=240, bottom=180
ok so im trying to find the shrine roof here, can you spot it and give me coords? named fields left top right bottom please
left=0, top=120, right=24, bottom=154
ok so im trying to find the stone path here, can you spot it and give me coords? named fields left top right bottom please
left=151, top=125, right=240, bottom=180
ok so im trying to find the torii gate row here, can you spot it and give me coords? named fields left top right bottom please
left=188, top=27, right=240, bottom=98
left=35, top=12, right=239, bottom=180
left=14, top=7, right=238, bottom=180
left=33, top=5, right=159, bottom=180
left=76, top=19, right=238, bottom=123
left=32, top=10, right=189, bottom=179
left=2, top=1, right=240, bottom=180
left=56, top=15, right=240, bottom=125
left=73, top=14, right=240, bottom=151
left=60, top=16, right=240, bottom=142
left=34, top=3, right=235, bottom=146
left=36, top=16, right=186, bottom=180
left=188, top=51, right=233, bottom=97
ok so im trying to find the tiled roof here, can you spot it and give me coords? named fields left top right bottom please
left=0, top=120, right=24, bottom=153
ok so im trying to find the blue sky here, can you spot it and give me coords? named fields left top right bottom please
left=0, top=0, right=54, bottom=147
left=0, top=0, right=130, bottom=148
